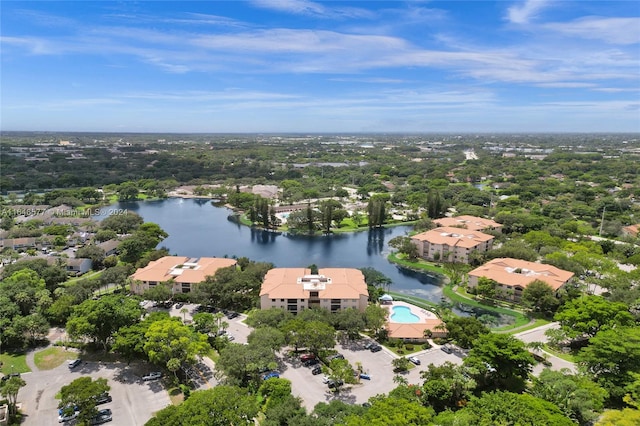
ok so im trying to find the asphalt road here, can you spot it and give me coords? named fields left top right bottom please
left=515, top=322, right=577, bottom=373
left=19, top=360, right=170, bottom=426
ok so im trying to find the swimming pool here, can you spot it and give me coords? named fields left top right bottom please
left=390, top=306, right=421, bottom=323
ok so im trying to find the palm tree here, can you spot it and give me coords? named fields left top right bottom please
left=180, top=307, right=189, bottom=322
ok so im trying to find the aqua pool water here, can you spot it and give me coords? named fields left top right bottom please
left=390, top=306, right=421, bottom=323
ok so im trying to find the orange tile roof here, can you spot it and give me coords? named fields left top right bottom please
left=623, top=224, right=639, bottom=236
left=411, top=226, right=494, bottom=248
left=130, top=256, right=237, bottom=284
left=434, top=215, right=501, bottom=231
left=468, top=258, right=574, bottom=291
left=260, top=268, right=368, bottom=299
left=386, top=320, right=444, bottom=339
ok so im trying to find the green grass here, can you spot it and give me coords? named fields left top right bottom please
left=64, top=270, right=103, bottom=285
left=0, top=352, right=31, bottom=374
left=504, top=318, right=550, bottom=335
left=33, top=347, right=77, bottom=370
left=442, top=285, right=530, bottom=331
left=387, top=253, right=445, bottom=275
left=543, top=344, right=577, bottom=362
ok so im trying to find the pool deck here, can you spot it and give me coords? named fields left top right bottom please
left=384, top=301, right=446, bottom=340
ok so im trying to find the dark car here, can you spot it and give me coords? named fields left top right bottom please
left=94, top=392, right=112, bottom=405
left=90, top=408, right=112, bottom=425
left=303, top=359, right=319, bottom=367
left=363, top=341, right=374, bottom=350
left=227, top=311, right=239, bottom=319
left=174, top=302, right=184, bottom=309
left=262, top=371, right=280, bottom=380
left=327, top=379, right=344, bottom=389
left=370, top=345, right=382, bottom=353
left=1, top=373, right=20, bottom=382
left=327, top=353, right=344, bottom=361
left=311, top=366, right=322, bottom=375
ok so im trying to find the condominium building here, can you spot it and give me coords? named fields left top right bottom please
left=130, top=256, right=237, bottom=295
left=434, top=215, right=502, bottom=233
left=259, top=268, right=369, bottom=313
left=467, top=258, right=574, bottom=300
left=411, top=226, right=495, bottom=264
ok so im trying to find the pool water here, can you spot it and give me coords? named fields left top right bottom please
left=390, top=306, right=421, bottom=323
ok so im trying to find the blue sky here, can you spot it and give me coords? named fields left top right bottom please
left=1, top=1, right=639, bottom=133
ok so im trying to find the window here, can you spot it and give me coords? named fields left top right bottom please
left=310, top=291, right=319, bottom=297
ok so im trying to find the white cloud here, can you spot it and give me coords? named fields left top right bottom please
left=544, top=17, right=640, bottom=45
left=507, top=0, right=551, bottom=24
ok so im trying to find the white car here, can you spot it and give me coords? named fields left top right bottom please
left=58, top=410, right=78, bottom=423
left=322, top=375, right=331, bottom=384
left=142, top=371, right=162, bottom=381
left=408, top=356, right=421, bottom=365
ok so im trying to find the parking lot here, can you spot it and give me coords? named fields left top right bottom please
left=281, top=339, right=464, bottom=409
left=19, top=360, right=170, bottom=426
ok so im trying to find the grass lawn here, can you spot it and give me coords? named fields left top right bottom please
left=442, top=285, right=530, bottom=331
left=0, top=352, right=31, bottom=374
left=387, top=253, right=445, bottom=275
left=504, top=318, right=550, bottom=335
left=543, top=344, right=577, bottom=362
left=64, top=270, right=103, bottom=286
left=168, top=387, right=185, bottom=405
left=33, top=347, right=78, bottom=370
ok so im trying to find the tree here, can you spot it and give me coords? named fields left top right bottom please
left=388, top=236, right=419, bottom=261
left=420, top=362, right=476, bottom=412
left=145, top=385, right=258, bottom=426
left=300, top=320, right=336, bottom=355
left=596, top=408, right=640, bottom=426
left=100, top=211, right=143, bottom=234
left=464, top=333, right=534, bottom=393
left=577, top=326, right=640, bottom=404
left=475, top=276, right=498, bottom=300
left=66, top=294, right=143, bottom=350
left=143, top=281, right=174, bottom=303
left=530, top=368, right=607, bottom=425
left=59, top=377, right=110, bottom=425
left=444, top=317, right=489, bottom=349
left=442, top=391, right=574, bottom=426
left=144, top=319, right=210, bottom=369
left=333, top=308, right=366, bottom=341
left=364, top=304, right=388, bottom=337
left=0, top=375, right=26, bottom=417
left=343, top=397, right=434, bottom=425
left=392, top=357, right=411, bottom=373
left=327, top=358, right=354, bottom=392
left=247, top=327, right=286, bottom=353
left=245, top=308, right=292, bottom=329
left=216, top=342, right=277, bottom=386
left=521, top=279, right=560, bottom=316
left=554, top=295, right=634, bottom=340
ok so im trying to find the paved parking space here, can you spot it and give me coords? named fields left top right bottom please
left=19, top=361, right=170, bottom=426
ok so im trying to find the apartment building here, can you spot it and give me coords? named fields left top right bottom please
left=411, top=226, right=495, bottom=264
left=433, top=215, right=502, bottom=233
left=260, top=268, right=369, bottom=313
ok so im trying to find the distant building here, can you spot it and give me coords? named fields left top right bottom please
left=467, top=258, right=574, bottom=301
left=66, top=258, right=93, bottom=276
left=434, top=215, right=502, bottom=233
left=411, top=227, right=495, bottom=264
left=98, top=239, right=120, bottom=257
left=0, top=237, right=38, bottom=251
left=129, top=256, right=237, bottom=295
left=259, top=268, right=369, bottom=313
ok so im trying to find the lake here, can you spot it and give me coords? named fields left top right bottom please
left=107, top=198, right=446, bottom=303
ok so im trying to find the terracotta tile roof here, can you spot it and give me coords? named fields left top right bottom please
left=411, top=226, right=494, bottom=248
left=260, top=268, right=368, bottom=299
left=130, top=256, right=237, bottom=284
left=434, top=215, right=501, bottom=231
left=623, top=224, right=639, bottom=236
left=386, top=319, right=445, bottom=339
left=469, top=258, right=574, bottom=291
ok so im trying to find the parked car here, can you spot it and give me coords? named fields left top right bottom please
left=90, top=408, right=112, bottom=425
left=174, top=302, right=184, bottom=309
left=58, top=407, right=79, bottom=423
left=311, top=366, right=322, bottom=375
left=321, top=376, right=331, bottom=384
left=303, top=359, right=319, bottom=367
left=142, top=371, right=162, bottom=381
left=262, top=371, right=280, bottom=380
left=227, top=311, right=239, bottom=319
left=441, top=344, right=453, bottom=354
left=327, top=353, right=344, bottom=361
left=370, top=345, right=382, bottom=353
left=363, top=341, right=374, bottom=350
left=408, top=356, right=421, bottom=365
left=359, top=373, right=371, bottom=380
left=300, top=353, right=316, bottom=362
left=68, top=359, right=82, bottom=369
left=94, top=392, right=112, bottom=405
left=327, top=379, right=344, bottom=389
left=1, top=373, right=20, bottom=382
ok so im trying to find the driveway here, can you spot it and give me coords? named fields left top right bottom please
left=19, top=361, right=170, bottom=426
left=515, top=322, right=577, bottom=374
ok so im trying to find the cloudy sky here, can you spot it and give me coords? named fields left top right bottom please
left=2, top=1, right=639, bottom=133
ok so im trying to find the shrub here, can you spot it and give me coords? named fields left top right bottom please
left=422, top=341, right=432, bottom=350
